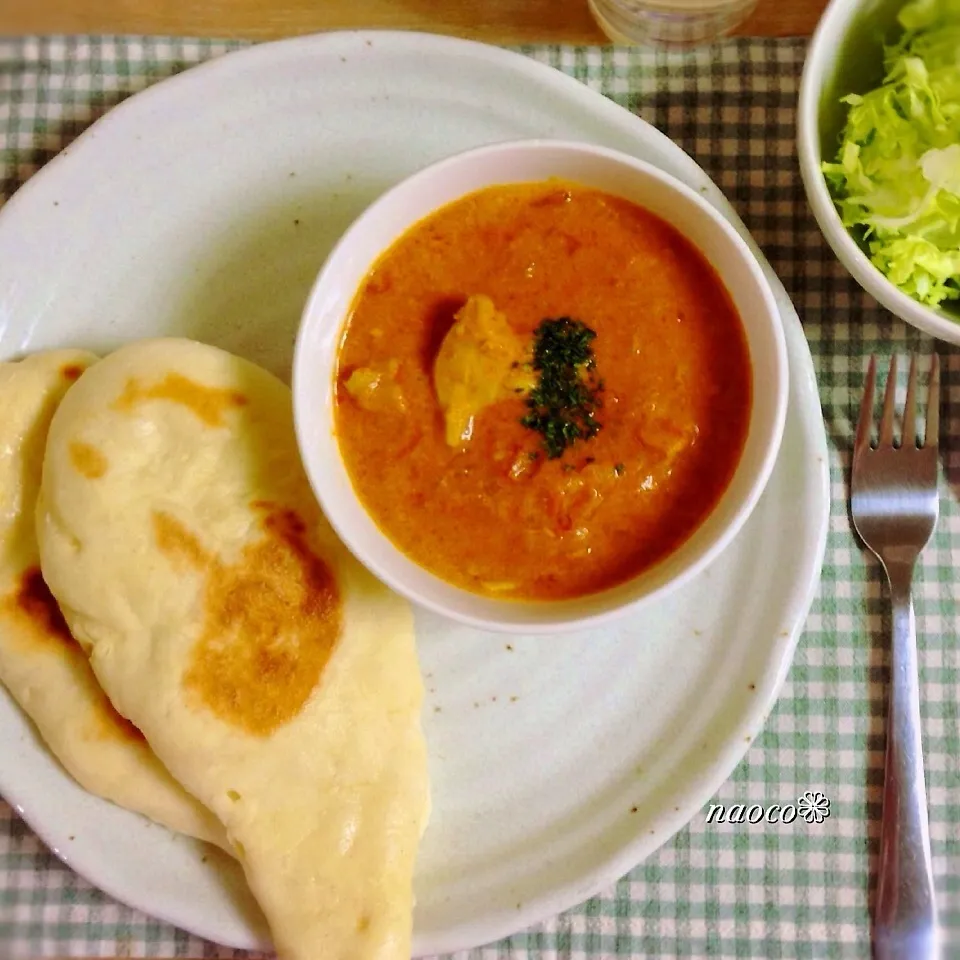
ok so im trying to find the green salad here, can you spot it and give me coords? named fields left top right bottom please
left=822, top=0, right=960, bottom=308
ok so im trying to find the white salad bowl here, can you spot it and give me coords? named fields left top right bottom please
left=292, top=138, right=788, bottom=633
left=798, top=0, right=960, bottom=344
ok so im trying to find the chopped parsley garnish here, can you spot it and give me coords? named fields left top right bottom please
left=520, top=317, right=603, bottom=459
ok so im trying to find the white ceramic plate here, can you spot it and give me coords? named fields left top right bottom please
left=0, top=31, right=830, bottom=957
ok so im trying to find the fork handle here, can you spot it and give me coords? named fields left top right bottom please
left=874, top=557, right=939, bottom=960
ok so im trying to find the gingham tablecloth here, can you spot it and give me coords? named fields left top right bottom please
left=0, top=34, right=958, bottom=960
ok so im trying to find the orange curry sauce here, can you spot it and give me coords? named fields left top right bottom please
left=334, top=181, right=752, bottom=600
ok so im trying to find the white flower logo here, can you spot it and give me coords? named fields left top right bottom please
left=797, top=790, right=830, bottom=824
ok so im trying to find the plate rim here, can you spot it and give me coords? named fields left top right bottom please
left=0, top=28, right=831, bottom=957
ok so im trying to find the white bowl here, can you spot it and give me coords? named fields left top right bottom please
left=292, top=138, right=788, bottom=633
left=798, top=0, right=960, bottom=345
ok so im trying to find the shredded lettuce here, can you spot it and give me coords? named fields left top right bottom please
left=821, top=0, right=960, bottom=308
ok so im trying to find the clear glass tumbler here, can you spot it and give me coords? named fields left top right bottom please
left=587, top=0, right=759, bottom=46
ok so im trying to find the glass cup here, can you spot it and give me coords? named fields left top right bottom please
left=587, top=0, right=759, bottom=46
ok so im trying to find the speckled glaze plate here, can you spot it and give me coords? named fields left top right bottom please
left=0, top=31, right=829, bottom=957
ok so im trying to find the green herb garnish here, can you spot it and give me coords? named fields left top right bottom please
left=520, top=317, right=603, bottom=459
left=614, top=462, right=625, bottom=477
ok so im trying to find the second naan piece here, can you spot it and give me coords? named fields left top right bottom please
left=36, top=337, right=429, bottom=960
left=0, top=349, right=228, bottom=850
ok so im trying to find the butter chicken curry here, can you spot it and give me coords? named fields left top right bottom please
left=334, top=180, right=752, bottom=600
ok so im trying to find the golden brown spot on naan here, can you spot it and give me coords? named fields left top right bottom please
left=152, top=505, right=342, bottom=737
left=90, top=693, right=146, bottom=744
left=113, top=373, right=248, bottom=428
left=2, top=569, right=146, bottom=743
left=61, top=364, right=84, bottom=382
left=2, top=567, right=73, bottom=648
left=108, top=710, right=145, bottom=742
left=153, top=512, right=210, bottom=570
left=68, top=441, right=108, bottom=479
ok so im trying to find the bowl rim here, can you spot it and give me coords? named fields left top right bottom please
left=796, top=0, right=960, bottom=345
left=292, top=136, right=789, bottom=633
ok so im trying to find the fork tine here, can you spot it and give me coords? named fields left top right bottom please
left=856, top=354, right=877, bottom=453
left=925, top=353, right=940, bottom=448
left=903, top=354, right=918, bottom=447
left=878, top=354, right=898, bottom=447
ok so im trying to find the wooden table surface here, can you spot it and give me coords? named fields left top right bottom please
left=1, top=0, right=827, bottom=42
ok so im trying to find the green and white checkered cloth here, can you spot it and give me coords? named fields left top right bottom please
left=1, top=34, right=958, bottom=960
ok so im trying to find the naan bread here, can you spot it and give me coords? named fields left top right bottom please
left=0, top=349, right=227, bottom=850
left=36, top=338, right=429, bottom=960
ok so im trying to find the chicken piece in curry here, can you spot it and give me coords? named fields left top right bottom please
left=432, top=294, right=535, bottom=448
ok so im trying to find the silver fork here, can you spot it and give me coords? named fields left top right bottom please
left=851, top=353, right=941, bottom=960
